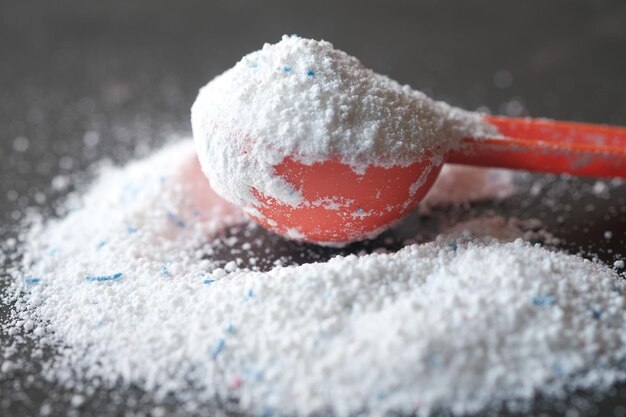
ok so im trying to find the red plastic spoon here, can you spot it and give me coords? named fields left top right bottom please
left=247, top=115, right=626, bottom=245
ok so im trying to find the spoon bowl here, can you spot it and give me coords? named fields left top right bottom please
left=249, top=155, right=442, bottom=245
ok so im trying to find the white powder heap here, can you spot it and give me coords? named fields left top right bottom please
left=191, top=35, right=496, bottom=208
left=3, top=139, right=626, bottom=417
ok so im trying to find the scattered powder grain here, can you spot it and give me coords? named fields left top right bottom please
left=3, top=139, right=626, bottom=417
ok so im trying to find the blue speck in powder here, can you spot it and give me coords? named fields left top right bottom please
left=127, top=226, right=138, bottom=234
left=306, top=69, right=315, bottom=77
left=24, top=277, right=41, bottom=285
left=85, top=272, right=123, bottom=282
left=592, top=309, right=603, bottom=320
left=247, top=288, right=254, bottom=298
left=96, top=240, right=107, bottom=249
left=226, top=323, right=235, bottom=334
left=448, top=243, right=458, bottom=251
left=203, top=279, right=215, bottom=285
left=261, top=406, right=274, bottom=417
left=283, top=65, right=292, bottom=73
left=211, top=339, right=225, bottom=359
left=167, top=211, right=186, bottom=229
left=160, top=265, right=169, bottom=277
left=532, top=295, right=557, bottom=306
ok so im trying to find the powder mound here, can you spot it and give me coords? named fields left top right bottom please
left=191, top=35, right=496, bottom=207
left=7, top=140, right=242, bottom=302
left=5, top=140, right=626, bottom=417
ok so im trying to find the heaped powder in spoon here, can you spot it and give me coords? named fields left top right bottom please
left=191, top=35, right=497, bottom=210
left=2, top=138, right=626, bottom=417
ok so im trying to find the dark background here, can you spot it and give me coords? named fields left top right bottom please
left=1, top=0, right=626, bottom=416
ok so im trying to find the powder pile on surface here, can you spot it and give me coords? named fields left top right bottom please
left=191, top=35, right=497, bottom=209
left=3, top=139, right=626, bottom=417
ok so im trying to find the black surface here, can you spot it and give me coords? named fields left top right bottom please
left=1, top=0, right=626, bottom=416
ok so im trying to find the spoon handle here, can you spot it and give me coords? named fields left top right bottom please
left=447, top=115, right=626, bottom=179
